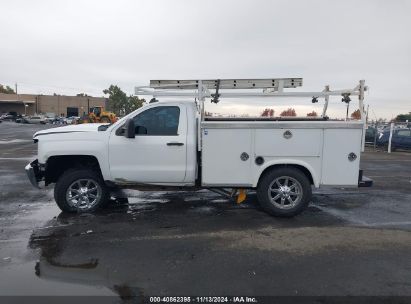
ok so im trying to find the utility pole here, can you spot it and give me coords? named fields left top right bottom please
left=366, top=104, right=369, bottom=124
left=15, top=83, right=18, bottom=94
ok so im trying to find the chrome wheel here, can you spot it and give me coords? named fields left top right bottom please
left=268, top=176, right=303, bottom=210
left=66, top=179, right=102, bottom=211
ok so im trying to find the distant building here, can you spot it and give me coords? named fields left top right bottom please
left=0, top=93, right=107, bottom=116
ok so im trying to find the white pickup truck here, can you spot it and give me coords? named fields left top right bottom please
left=26, top=78, right=372, bottom=217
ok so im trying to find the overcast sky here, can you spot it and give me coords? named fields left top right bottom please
left=1, top=0, right=410, bottom=119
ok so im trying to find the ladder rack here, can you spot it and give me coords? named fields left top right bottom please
left=135, top=78, right=367, bottom=118
left=149, top=78, right=303, bottom=90
left=135, top=78, right=368, bottom=151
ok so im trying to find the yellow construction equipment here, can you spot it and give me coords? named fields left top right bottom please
left=81, top=106, right=117, bottom=124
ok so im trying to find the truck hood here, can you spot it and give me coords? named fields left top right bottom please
left=33, top=123, right=108, bottom=138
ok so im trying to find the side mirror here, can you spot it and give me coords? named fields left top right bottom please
left=124, top=119, right=135, bottom=138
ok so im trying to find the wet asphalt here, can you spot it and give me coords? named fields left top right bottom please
left=0, top=121, right=410, bottom=301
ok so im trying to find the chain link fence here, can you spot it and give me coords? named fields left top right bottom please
left=365, top=121, right=411, bottom=152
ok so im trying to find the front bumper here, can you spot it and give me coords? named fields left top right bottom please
left=25, top=159, right=43, bottom=189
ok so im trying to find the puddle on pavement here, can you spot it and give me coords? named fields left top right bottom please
left=312, top=190, right=411, bottom=230
left=0, top=201, right=116, bottom=296
left=0, top=189, right=260, bottom=296
left=0, top=261, right=116, bottom=296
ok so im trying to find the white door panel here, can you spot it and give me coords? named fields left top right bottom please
left=108, top=105, right=187, bottom=183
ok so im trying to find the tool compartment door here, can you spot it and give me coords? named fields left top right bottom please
left=201, top=128, right=252, bottom=186
left=321, top=129, right=362, bottom=186
left=254, top=129, right=322, bottom=157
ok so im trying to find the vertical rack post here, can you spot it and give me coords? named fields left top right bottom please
left=388, top=122, right=394, bottom=153
left=321, top=85, right=330, bottom=118
left=359, top=80, right=366, bottom=152
left=197, top=80, right=204, bottom=151
left=198, top=80, right=205, bottom=118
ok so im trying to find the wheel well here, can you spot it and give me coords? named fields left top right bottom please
left=45, top=155, right=102, bottom=185
left=258, top=164, right=314, bottom=185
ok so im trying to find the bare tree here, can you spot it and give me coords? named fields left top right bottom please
left=261, top=108, right=275, bottom=117
left=280, top=108, right=297, bottom=117
left=307, top=111, right=318, bottom=117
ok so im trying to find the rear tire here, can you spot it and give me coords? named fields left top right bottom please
left=54, top=168, right=109, bottom=213
left=257, top=167, right=312, bottom=217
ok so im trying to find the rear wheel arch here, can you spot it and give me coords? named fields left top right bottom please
left=257, top=163, right=315, bottom=187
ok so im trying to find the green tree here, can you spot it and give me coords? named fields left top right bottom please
left=395, top=112, right=411, bottom=122
left=103, top=85, right=145, bottom=116
left=126, top=95, right=145, bottom=114
left=0, top=84, right=15, bottom=94
left=103, top=85, right=127, bottom=115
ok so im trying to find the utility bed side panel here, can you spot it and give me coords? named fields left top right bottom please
left=201, top=128, right=252, bottom=186
left=321, top=129, right=362, bottom=186
left=201, top=121, right=363, bottom=188
left=255, top=129, right=322, bottom=157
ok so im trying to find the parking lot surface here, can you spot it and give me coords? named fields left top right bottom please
left=0, top=121, right=410, bottom=300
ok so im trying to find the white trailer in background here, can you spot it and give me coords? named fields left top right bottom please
left=26, top=78, right=372, bottom=217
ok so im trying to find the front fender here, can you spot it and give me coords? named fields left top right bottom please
left=37, top=134, right=111, bottom=181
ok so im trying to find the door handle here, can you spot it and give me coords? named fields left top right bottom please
left=167, top=142, right=184, bottom=146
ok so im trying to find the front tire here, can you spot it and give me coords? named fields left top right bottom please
left=257, top=167, right=312, bottom=217
left=54, top=169, right=109, bottom=213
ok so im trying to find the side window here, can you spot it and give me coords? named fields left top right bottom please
left=397, top=130, right=411, bottom=137
left=133, top=106, right=180, bottom=135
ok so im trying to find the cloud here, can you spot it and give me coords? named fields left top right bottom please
left=1, top=0, right=410, bottom=119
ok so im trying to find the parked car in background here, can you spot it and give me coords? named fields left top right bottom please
left=365, top=126, right=377, bottom=143
left=15, top=115, right=26, bottom=123
left=0, top=111, right=18, bottom=121
left=377, top=128, right=411, bottom=150
left=44, top=113, right=57, bottom=124
left=24, top=115, right=46, bottom=124
left=66, top=116, right=80, bottom=124
left=52, top=117, right=68, bottom=125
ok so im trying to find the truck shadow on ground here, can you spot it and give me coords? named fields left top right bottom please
left=47, top=190, right=346, bottom=232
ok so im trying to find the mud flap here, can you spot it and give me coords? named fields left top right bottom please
left=358, top=169, right=373, bottom=187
